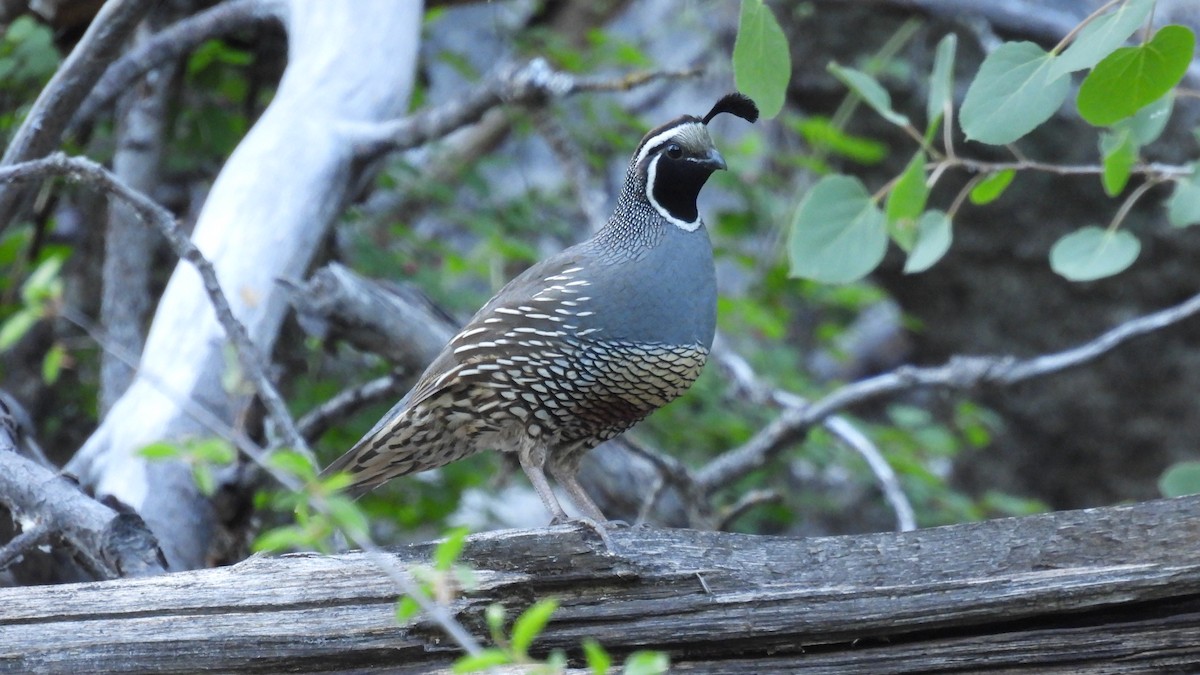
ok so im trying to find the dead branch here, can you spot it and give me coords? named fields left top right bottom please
left=0, top=397, right=166, bottom=580
left=343, top=58, right=702, bottom=159
left=697, top=288, right=1200, bottom=492
left=0, top=153, right=309, bottom=458
left=70, top=0, right=285, bottom=132
left=0, top=0, right=156, bottom=231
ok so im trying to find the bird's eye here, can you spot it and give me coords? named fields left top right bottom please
left=666, top=143, right=683, bottom=159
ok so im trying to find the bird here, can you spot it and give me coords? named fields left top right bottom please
left=322, top=93, right=759, bottom=526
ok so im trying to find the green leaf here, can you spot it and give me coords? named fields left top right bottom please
left=1078, top=25, right=1196, bottom=126
left=327, top=496, right=369, bottom=540
left=793, top=116, right=887, bottom=164
left=192, top=463, right=216, bottom=496
left=927, top=34, right=957, bottom=130
left=827, top=63, right=910, bottom=127
left=20, top=253, right=64, bottom=305
left=395, top=596, right=420, bottom=622
left=969, top=169, right=1017, bottom=205
left=190, top=438, right=236, bottom=464
left=252, top=525, right=307, bottom=553
left=789, top=175, right=889, bottom=283
left=452, top=649, right=512, bottom=673
left=510, top=598, right=558, bottom=657
left=1159, top=461, right=1200, bottom=497
left=267, top=449, right=317, bottom=480
left=41, top=343, right=65, bottom=384
left=623, top=651, right=670, bottom=675
left=960, top=41, right=1070, bottom=145
left=1049, top=226, right=1141, bottom=281
left=583, top=639, right=613, bottom=675
left=732, top=0, right=791, bottom=119
left=1049, top=0, right=1155, bottom=78
left=138, top=442, right=182, bottom=461
left=1099, top=128, right=1136, bottom=196
left=904, top=210, right=953, bottom=274
left=1166, top=166, right=1200, bottom=227
left=885, top=151, right=928, bottom=250
left=484, top=602, right=507, bottom=644
left=0, top=308, right=38, bottom=350
left=434, top=526, right=470, bottom=571
left=1113, top=92, right=1173, bottom=145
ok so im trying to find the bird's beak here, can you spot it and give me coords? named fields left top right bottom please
left=694, top=148, right=727, bottom=172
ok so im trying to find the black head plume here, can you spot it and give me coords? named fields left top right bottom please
left=702, top=93, right=759, bottom=125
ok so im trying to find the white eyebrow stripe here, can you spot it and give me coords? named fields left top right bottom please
left=633, top=122, right=702, bottom=167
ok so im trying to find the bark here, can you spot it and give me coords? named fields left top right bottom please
left=0, top=399, right=166, bottom=584
left=0, top=495, right=1196, bottom=673
left=65, top=0, right=424, bottom=571
left=100, top=13, right=174, bottom=414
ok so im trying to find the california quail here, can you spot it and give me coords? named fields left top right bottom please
left=323, top=93, right=759, bottom=524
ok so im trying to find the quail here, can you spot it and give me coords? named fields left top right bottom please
left=322, top=93, right=759, bottom=524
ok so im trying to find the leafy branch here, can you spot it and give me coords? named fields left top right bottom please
left=787, top=0, right=1199, bottom=283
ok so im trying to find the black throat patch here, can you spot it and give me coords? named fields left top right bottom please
left=649, top=153, right=715, bottom=224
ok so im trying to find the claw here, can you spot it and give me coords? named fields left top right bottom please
left=554, top=516, right=619, bottom=554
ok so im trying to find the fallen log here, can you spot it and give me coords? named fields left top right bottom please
left=2, top=495, right=1198, bottom=673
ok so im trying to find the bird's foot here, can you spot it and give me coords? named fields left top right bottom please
left=552, top=516, right=620, bottom=554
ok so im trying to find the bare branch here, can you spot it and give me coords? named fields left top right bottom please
left=0, top=0, right=156, bottom=231
left=938, top=157, right=1192, bottom=181
left=531, top=107, right=606, bottom=232
left=70, top=0, right=286, bottom=132
left=710, top=337, right=917, bottom=531
left=343, top=58, right=703, bottom=158
left=698, top=289, right=1200, bottom=492
left=284, top=262, right=454, bottom=373
left=0, top=521, right=51, bottom=573
left=295, top=373, right=407, bottom=442
left=713, top=489, right=781, bottom=531
left=0, top=153, right=309, bottom=458
left=0, top=400, right=166, bottom=579
left=101, top=8, right=177, bottom=413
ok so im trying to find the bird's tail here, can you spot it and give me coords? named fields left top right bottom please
left=318, top=393, right=414, bottom=498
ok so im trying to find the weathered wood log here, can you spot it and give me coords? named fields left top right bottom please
left=3, top=495, right=1198, bottom=673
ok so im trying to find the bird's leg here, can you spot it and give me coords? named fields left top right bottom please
left=548, top=462, right=607, bottom=523
left=518, top=441, right=617, bottom=553
left=548, top=460, right=620, bottom=554
left=517, top=440, right=572, bottom=523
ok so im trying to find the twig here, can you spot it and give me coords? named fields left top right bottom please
left=1, top=0, right=154, bottom=162
left=823, top=416, right=916, bottom=532
left=698, top=288, right=1200, bottom=492
left=530, top=108, right=607, bottom=232
left=342, top=58, right=703, bottom=158
left=70, top=0, right=286, bottom=132
left=1049, top=0, right=1126, bottom=55
left=713, top=489, right=781, bottom=531
left=0, top=153, right=310, bottom=459
left=296, top=373, right=407, bottom=442
left=937, top=157, right=1192, bottom=180
left=710, top=338, right=917, bottom=531
left=0, top=521, right=52, bottom=572
left=0, top=0, right=156, bottom=232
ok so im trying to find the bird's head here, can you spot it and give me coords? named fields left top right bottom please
left=628, top=92, right=759, bottom=231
